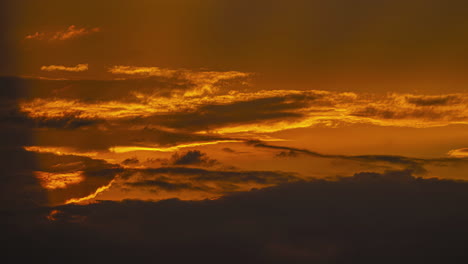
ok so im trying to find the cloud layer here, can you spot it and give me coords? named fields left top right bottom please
left=5, top=170, right=468, bottom=263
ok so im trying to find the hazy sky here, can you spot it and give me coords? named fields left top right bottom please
left=2, top=1, right=468, bottom=262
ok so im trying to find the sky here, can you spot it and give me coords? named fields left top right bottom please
left=2, top=1, right=468, bottom=262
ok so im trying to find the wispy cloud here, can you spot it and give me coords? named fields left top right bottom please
left=25, top=25, right=100, bottom=41
left=65, top=178, right=117, bottom=204
left=108, top=66, right=251, bottom=96
left=19, top=89, right=468, bottom=135
left=448, top=148, right=468, bottom=157
left=34, top=171, right=84, bottom=189
left=40, top=64, right=89, bottom=72
left=110, top=140, right=242, bottom=153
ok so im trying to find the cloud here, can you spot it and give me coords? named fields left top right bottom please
left=170, top=150, right=218, bottom=167
left=7, top=170, right=468, bottom=263
left=121, top=157, right=139, bottom=165
left=65, top=178, right=117, bottom=204
left=110, top=166, right=300, bottom=199
left=448, top=148, right=468, bottom=157
left=135, top=167, right=299, bottom=185
left=25, top=25, right=100, bottom=41
left=19, top=151, right=123, bottom=205
left=222, top=147, right=236, bottom=153
left=108, top=66, right=177, bottom=77
left=125, top=178, right=203, bottom=192
left=34, top=171, right=84, bottom=189
left=276, top=150, right=299, bottom=158
left=251, top=141, right=468, bottom=175
left=108, top=66, right=250, bottom=96
left=17, top=78, right=468, bottom=134
left=40, top=64, right=89, bottom=72
left=405, top=94, right=461, bottom=106
left=110, top=140, right=241, bottom=153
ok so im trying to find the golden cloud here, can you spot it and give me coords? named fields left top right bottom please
left=24, top=146, right=98, bottom=157
left=448, top=148, right=468, bottom=158
left=108, top=66, right=251, bottom=96
left=65, top=178, right=116, bottom=204
left=34, top=171, right=84, bottom=189
left=40, top=64, right=89, bottom=72
left=110, top=140, right=243, bottom=153
left=25, top=25, right=100, bottom=41
left=18, top=88, right=468, bottom=135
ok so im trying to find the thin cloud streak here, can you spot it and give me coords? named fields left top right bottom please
left=110, top=140, right=243, bottom=153
left=40, top=64, right=89, bottom=72
left=25, top=25, right=100, bottom=41
left=108, top=66, right=251, bottom=96
left=448, top=148, right=468, bottom=157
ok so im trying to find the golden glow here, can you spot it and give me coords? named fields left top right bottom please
left=47, top=210, right=61, bottom=221
left=447, top=148, right=468, bottom=157
left=19, top=89, right=303, bottom=119
left=110, top=140, right=242, bottom=153
left=19, top=90, right=468, bottom=132
left=108, top=66, right=177, bottom=76
left=109, top=66, right=250, bottom=96
left=65, top=178, right=116, bottom=204
left=24, top=146, right=98, bottom=157
left=40, top=64, right=89, bottom=72
left=34, top=171, right=84, bottom=189
left=25, top=25, right=100, bottom=41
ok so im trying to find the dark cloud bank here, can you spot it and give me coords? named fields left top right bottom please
left=4, top=170, right=468, bottom=263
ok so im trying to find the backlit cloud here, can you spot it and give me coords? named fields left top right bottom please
left=34, top=171, right=84, bottom=189
left=108, top=66, right=251, bottom=96
left=25, top=25, right=100, bottom=41
left=18, top=89, right=468, bottom=135
left=448, top=148, right=468, bottom=157
left=40, top=64, right=89, bottom=72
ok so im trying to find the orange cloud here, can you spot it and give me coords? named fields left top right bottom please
left=19, top=89, right=304, bottom=120
left=40, top=64, right=89, bottom=72
left=24, top=146, right=98, bottom=157
left=34, top=171, right=84, bottom=189
left=448, top=148, right=468, bottom=158
left=65, top=178, right=116, bottom=204
left=108, top=66, right=251, bottom=96
left=25, top=32, right=46, bottom=40
left=18, top=88, right=468, bottom=135
left=108, top=66, right=177, bottom=77
left=110, top=140, right=243, bottom=153
left=25, top=25, right=100, bottom=41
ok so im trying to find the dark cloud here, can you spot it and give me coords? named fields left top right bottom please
left=351, top=106, right=461, bottom=121
left=141, top=94, right=313, bottom=131
left=405, top=95, right=461, bottom=106
left=121, top=157, right=139, bottom=165
left=0, top=82, right=47, bottom=208
left=171, top=150, right=218, bottom=167
left=125, top=177, right=204, bottom=192
left=134, top=167, right=299, bottom=186
left=32, top=126, right=232, bottom=152
left=222, top=147, right=236, bottom=153
left=250, top=141, right=468, bottom=174
left=5, top=170, right=468, bottom=263
left=32, top=152, right=123, bottom=205
left=276, top=150, right=299, bottom=158
left=0, top=109, right=103, bottom=130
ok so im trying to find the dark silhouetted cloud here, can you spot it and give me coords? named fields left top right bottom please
left=121, top=157, right=139, bottom=165
left=5, top=170, right=468, bottom=263
left=405, top=94, right=461, bottom=106
left=171, top=150, right=218, bottom=167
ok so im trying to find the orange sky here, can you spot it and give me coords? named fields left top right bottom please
left=2, top=0, right=468, bottom=206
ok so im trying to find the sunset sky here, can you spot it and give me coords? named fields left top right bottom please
left=2, top=1, right=468, bottom=262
